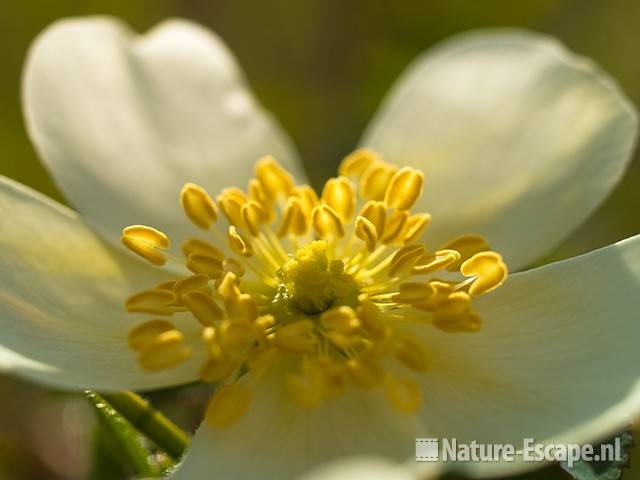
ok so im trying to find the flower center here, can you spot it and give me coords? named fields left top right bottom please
left=275, top=240, right=359, bottom=315
left=121, top=148, right=508, bottom=428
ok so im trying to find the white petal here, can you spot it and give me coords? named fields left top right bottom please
left=412, top=234, right=640, bottom=477
left=0, top=176, right=204, bottom=391
left=171, top=372, right=439, bottom=480
left=23, top=17, right=303, bottom=248
left=362, top=30, right=637, bottom=270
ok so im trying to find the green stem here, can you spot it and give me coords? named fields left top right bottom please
left=100, top=391, right=190, bottom=460
left=86, top=391, right=162, bottom=478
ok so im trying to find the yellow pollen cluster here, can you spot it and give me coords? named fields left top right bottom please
left=121, top=148, right=508, bottom=427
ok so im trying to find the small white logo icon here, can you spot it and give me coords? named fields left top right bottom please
left=416, top=438, right=439, bottom=462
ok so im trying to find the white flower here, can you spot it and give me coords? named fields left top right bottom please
left=0, top=15, right=638, bottom=480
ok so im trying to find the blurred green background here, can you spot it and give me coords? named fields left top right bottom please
left=1, top=0, right=640, bottom=478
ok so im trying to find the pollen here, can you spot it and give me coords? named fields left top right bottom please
left=121, top=150, right=508, bottom=427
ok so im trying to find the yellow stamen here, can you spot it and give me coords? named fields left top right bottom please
left=320, top=306, right=361, bottom=332
left=321, top=176, right=356, bottom=222
left=180, top=183, right=218, bottom=229
left=360, top=161, right=397, bottom=201
left=312, top=205, right=345, bottom=239
left=442, top=234, right=490, bottom=271
left=182, top=290, right=224, bottom=326
left=339, top=147, right=379, bottom=177
left=461, top=251, right=508, bottom=296
left=273, top=320, right=316, bottom=353
left=186, top=254, right=224, bottom=278
left=181, top=238, right=225, bottom=260
left=394, top=337, right=430, bottom=372
left=127, top=319, right=175, bottom=351
left=255, top=155, right=294, bottom=202
left=206, top=383, right=252, bottom=428
left=125, top=289, right=177, bottom=315
left=384, top=167, right=424, bottom=211
left=228, top=226, right=253, bottom=257
left=354, top=216, right=378, bottom=251
left=412, top=249, right=461, bottom=275
left=277, top=197, right=307, bottom=237
left=384, top=375, right=422, bottom=414
left=402, top=213, right=432, bottom=244
left=241, top=200, right=269, bottom=236
left=359, top=200, right=386, bottom=238
left=138, top=330, right=191, bottom=372
left=121, top=225, right=170, bottom=266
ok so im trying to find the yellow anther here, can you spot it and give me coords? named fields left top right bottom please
left=434, top=310, right=482, bottom=333
left=241, top=200, right=269, bottom=236
left=320, top=306, right=361, bottom=333
left=411, top=249, right=461, bottom=275
left=180, top=183, right=218, bottom=229
left=394, top=337, right=429, bottom=372
left=228, top=226, right=253, bottom=257
left=173, top=274, right=210, bottom=296
left=389, top=244, right=427, bottom=278
left=206, top=383, right=252, bottom=428
left=359, top=200, right=386, bottom=237
left=441, top=234, right=490, bottom=271
left=354, top=216, right=378, bottom=251
left=277, top=197, right=307, bottom=237
left=432, top=291, right=482, bottom=332
left=321, top=176, right=356, bottom=222
left=402, top=213, right=432, bottom=244
left=247, top=179, right=270, bottom=211
left=287, top=373, right=323, bottom=409
left=357, top=294, right=384, bottom=333
left=121, top=225, right=171, bottom=266
left=360, top=161, right=397, bottom=201
left=311, top=205, right=345, bottom=239
left=435, top=291, right=472, bottom=319
left=461, top=251, right=508, bottom=296
left=225, top=293, right=258, bottom=321
left=155, top=280, right=177, bottom=291
left=384, top=375, right=422, bottom=414
left=307, top=357, right=346, bottom=399
left=217, top=188, right=247, bottom=228
left=325, top=331, right=362, bottom=349
left=186, top=253, right=224, bottom=278
left=393, top=281, right=436, bottom=303
left=181, top=238, right=225, bottom=260
left=254, top=155, right=295, bottom=202
left=125, top=289, right=177, bottom=315
left=181, top=290, right=224, bottom=327
left=246, top=345, right=280, bottom=372
left=254, top=314, right=276, bottom=343
left=217, top=272, right=240, bottom=300
left=384, top=167, right=424, bottom=211
left=273, top=320, right=316, bottom=353
left=293, top=185, right=319, bottom=215
left=137, top=330, right=191, bottom=372
left=218, top=319, right=254, bottom=351
left=200, top=343, right=240, bottom=383
left=289, top=357, right=346, bottom=406
left=339, top=148, right=380, bottom=177
left=347, top=358, right=384, bottom=389
left=412, top=281, right=455, bottom=311
left=381, top=210, right=408, bottom=244
left=127, top=319, right=175, bottom=351
left=222, top=258, right=245, bottom=278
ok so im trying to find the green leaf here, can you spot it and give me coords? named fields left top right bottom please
left=560, top=430, right=634, bottom=480
left=86, top=391, right=162, bottom=478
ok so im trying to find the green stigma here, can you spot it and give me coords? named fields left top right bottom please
left=277, top=240, right=359, bottom=315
